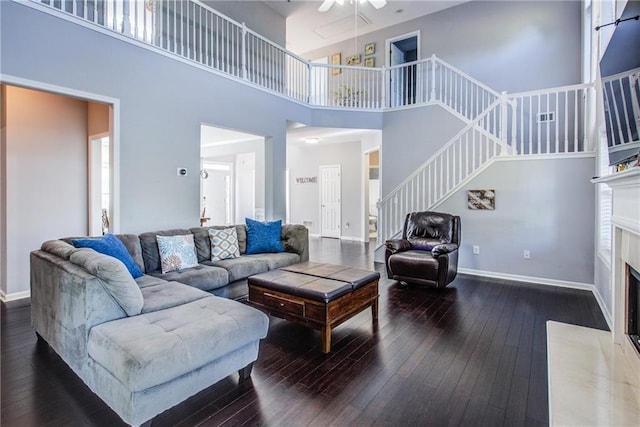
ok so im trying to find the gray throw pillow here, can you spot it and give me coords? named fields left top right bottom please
left=69, top=250, right=143, bottom=316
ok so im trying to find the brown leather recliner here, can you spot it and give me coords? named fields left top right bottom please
left=385, top=211, right=460, bottom=288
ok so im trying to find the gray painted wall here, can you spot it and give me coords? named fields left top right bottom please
left=436, top=156, right=596, bottom=284
left=381, top=104, right=466, bottom=195
left=303, top=0, right=582, bottom=93
left=1, top=2, right=310, bottom=231
left=288, top=142, right=363, bottom=240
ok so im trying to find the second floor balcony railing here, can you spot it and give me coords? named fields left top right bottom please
left=32, top=0, right=496, bottom=113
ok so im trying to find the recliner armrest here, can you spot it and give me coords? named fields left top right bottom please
left=385, top=239, right=412, bottom=254
left=431, top=243, right=459, bottom=256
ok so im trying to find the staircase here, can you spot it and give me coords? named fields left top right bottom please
left=376, top=75, right=594, bottom=246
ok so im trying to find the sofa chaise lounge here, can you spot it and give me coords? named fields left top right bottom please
left=30, top=223, right=308, bottom=426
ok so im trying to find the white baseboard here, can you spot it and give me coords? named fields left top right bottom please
left=458, top=267, right=595, bottom=291
left=0, top=290, right=30, bottom=302
left=591, top=286, right=613, bottom=331
left=340, top=236, right=365, bottom=242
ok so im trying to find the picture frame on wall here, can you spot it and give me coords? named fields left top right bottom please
left=467, top=190, right=496, bottom=210
left=364, top=57, right=375, bottom=67
left=365, top=43, right=375, bottom=56
left=345, top=54, right=361, bottom=65
left=331, top=53, right=341, bottom=75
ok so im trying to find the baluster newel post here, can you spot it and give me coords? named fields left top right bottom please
left=430, top=54, right=437, bottom=102
left=307, top=61, right=313, bottom=104
left=241, top=23, right=247, bottom=80
left=499, top=91, right=508, bottom=155
left=122, top=0, right=132, bottom=35
left=381, top=67, right=388, bottom=108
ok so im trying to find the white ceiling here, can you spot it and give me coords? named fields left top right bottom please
left=263, top=0, right=469, bottom=54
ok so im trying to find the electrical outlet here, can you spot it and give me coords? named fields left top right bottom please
left=473, top=245, right=480, bottom=255
left=524, top=250, right=531, bottom=259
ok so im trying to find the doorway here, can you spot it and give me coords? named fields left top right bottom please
left=201, top=162, right=233, bottom=225
left=319, top=164, right=341, bottom=238
left=364, top=150, right=380, bottom=243
left=89, top=134, right=112, bottom=235
left=386, top=31, right=420, bottom=107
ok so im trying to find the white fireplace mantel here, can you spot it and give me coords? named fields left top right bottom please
left=592, top=166, right=640, bottom=373
left=592, top=167, right=640, bottom=235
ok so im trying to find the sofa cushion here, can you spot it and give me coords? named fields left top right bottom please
left=69, top=249, right=143, bottom=316
left=156, top=234, right=199, bottom=274
left=245, top=218, right=284, bottom=254
left=148, top=264, right=229, bottom=291
left=201, top=256, right=270, bottom=282
left=41, top=240, right=80, bottom=259
left=140, top=281, right=210, bottom=313
left=138, top=229, right=192, bottom=273
left=72, top=234, right=144, bottom=279
left=209, top=228, right=240, bottom=261
left=115, top=234, right=145, bottom=274
left=134, top=275, right=168, bottom=289
left=244, top=252, right=301, bottom=270
left=87, top=296, right=269, bottom=392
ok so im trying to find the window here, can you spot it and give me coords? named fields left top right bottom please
left=597, top=129, right=612, bottom=261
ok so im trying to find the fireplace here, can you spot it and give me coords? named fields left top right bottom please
left=592, top=167, right=640, bottom=375
left=629, top=265, right=640, bottom=354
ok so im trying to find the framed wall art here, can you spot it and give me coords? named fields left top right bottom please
left=364, top=57, right=375, bottom=67
left=331, top=53, right=341, bottom=75
left=365, top=43, right=375, bottom=55
left=467, top=190, right=495, bottom=210
left=345, top=54, right=361, bottom=65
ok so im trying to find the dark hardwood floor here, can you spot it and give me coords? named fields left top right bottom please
left=1, top=238, right=608, bottom=426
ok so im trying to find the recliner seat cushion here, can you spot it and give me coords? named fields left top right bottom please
left=387, top=250, right=440, bottom=282
left=87, top=296, right=269, bottom=392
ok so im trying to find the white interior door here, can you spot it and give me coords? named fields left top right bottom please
left=320, top=165, right=341, bottom=238
left=202, top=163, right=232, bottom=225
left=88, top=134, right=110, bottom=236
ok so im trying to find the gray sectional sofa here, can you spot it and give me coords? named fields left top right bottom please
left=30, top=223, right=308, bottom=426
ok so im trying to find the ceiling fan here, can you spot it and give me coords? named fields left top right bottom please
left=318, top=0, right=387, bottom=13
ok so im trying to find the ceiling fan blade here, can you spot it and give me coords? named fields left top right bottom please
left=368, top=0, right=387, bottom=9
left=318, top=0, right=335, bottom=12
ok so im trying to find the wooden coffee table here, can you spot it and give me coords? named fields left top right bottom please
left=247, top=262, right=380, bottom=353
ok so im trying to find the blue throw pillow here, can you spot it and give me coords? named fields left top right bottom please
left=245, top=218, right=284, bottom=254
left=72, top=233, right=144, bottom=279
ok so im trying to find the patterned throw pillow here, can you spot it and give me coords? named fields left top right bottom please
left=209, top=228, right=240, bottom=262
left=156, top=234, right=198, bottom=274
